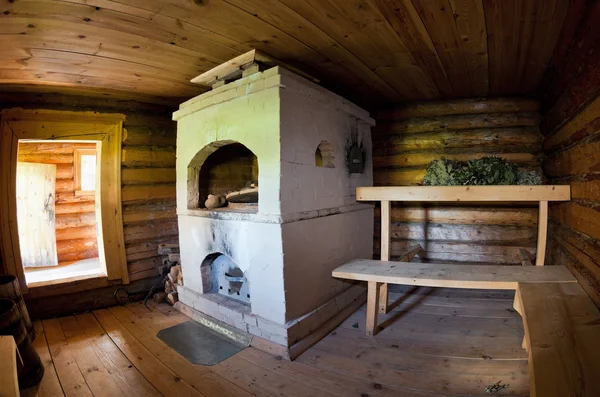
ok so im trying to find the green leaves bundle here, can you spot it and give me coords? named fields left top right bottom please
left=423, top=157, right=542, bottom=186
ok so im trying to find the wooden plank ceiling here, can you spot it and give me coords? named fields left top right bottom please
left=0, top=0, right=576, bottom=107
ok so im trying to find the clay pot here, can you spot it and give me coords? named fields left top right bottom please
left=205, top=194, right=227, bottom=209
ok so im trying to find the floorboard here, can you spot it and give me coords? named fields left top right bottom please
left=74, top=313, right=161, bottom=397
left=125, top=302, right=179, bottom=331
left=58, top=315, right=127, bottom=397
left=42, top=319, right=93, bottom=397
left=22, top=288, right=529, bottom=396
left=23, top=321, right=63, bottom=397
left=93, top=308, right=203, bottom=397
left=108, top=305, right=252, bottom=397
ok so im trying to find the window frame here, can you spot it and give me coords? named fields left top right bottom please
left=74, top=147, right=98, bottom=196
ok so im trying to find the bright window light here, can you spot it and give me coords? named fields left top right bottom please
left=80, top=154, right=97, bottom=191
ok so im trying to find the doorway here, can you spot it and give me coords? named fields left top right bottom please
left=0, top=108, right=128, bottom=292
left=16, top=141, right=104, bottom=285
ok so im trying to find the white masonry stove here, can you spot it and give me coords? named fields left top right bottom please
left=173, top=64, right=375, bottom=357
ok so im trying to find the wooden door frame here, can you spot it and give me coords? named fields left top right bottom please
left=0, top=108, right=128, bottom=292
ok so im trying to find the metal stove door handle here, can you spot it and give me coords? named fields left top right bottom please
left=224, top=273, right=246, bottom=283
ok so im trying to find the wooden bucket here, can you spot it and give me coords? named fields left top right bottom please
left=0, top=274, right=35, bottom=341
left=0, top=298, right=44, bottom=389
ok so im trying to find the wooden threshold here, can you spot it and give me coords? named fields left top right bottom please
left=25, top=275, right=114, bottom=300
left=27, top=273, right=107, bottom=289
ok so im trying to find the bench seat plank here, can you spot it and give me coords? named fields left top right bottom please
left=332, top=260, right=577, bottom=290
left=517, top=283, right=600, bottom=397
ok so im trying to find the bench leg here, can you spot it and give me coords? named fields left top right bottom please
left=513, top=288, right=522, bottom=315
left=379, top=283, right=389, bottom=314
left=379, top=200, right=391, bottom=314
left=535, top=200, right=548, bottom=266
left=513, top=288, right=529, bottom=352
left=366, top=281, right=382, bottom=336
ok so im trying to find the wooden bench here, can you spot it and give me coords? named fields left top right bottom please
left=332, top=185, right=600, bottom=395
left=513, top=282, right=600, bottom=397
left=356, top=185, right=571, bottom=314
left=333, top=260, right=600, bottom=395
left=333, top=258, right=577, bottom=336
left=334, top=185, right=573, bottom=335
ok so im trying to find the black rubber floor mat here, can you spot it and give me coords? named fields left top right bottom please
left=157, top=320, right=246, bottom=365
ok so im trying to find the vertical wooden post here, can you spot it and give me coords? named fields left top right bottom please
left=379, top=200, right=391, bottom=313
left=366, top=281, right=381, bottom=336
left=536, top=201, right=548, bottom=266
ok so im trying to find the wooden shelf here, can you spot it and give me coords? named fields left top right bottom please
left=356, top=185, right=571, bottom=202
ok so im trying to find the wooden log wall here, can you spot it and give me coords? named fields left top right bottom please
left=373, top=98, right=542, bottom=265
left=120, top=113, right=178, bottom=283
left=540, top=1, right=600, bottom=307
left=18, top=142, right=99, bottom=264
left=0, top=91, right=179, bottom=317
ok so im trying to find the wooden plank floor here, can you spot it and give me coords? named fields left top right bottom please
left=21, top=287, right=529, bottom=396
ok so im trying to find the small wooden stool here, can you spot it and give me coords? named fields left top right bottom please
left=0, top=335, right=22, bottom=397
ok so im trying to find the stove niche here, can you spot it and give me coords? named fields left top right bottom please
left=187, top=140, right=258, bottom=212
left=200, top=253, right=250, bottom=304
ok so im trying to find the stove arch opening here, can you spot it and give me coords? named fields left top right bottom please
left=187, top=141, right=258, bottom=211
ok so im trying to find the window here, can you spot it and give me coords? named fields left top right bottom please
left=74, top=147, right=97, bottom=195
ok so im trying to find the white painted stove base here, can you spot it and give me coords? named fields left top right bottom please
left=178, top=205, right=374, bottom=325
left=177, top=214, right=286, bottom=324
